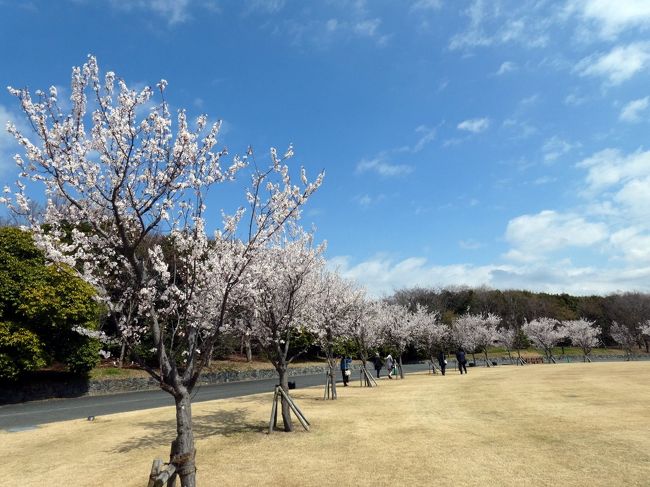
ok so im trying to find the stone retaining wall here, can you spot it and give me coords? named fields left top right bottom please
left=0, top=364, right=338, bottom=405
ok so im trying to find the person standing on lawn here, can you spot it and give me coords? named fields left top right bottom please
left=373, top=352, right=383, bottom=378
left=340, top=355, right=352, bottom=386
left=456, top=348, right=468, bottom=374
left=385, top=354, right=394, bottom=379
left=437, top=350, right=447, bottom=376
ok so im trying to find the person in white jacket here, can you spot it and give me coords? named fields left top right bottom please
left=385, top=354, right=394, bottom=379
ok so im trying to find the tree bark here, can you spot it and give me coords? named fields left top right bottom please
left=170, top=390, right=196, bottom=487
left=118, top=340, right=126, bottom=368
left=244, top=335, right=252, bottom=362
left=325, top=329, right=337, bottom=399
left=277, top=366, right=293, bottom=431
left=327, top=358, right=337, bottom=399
left=398, top=355, right=404, bottom=379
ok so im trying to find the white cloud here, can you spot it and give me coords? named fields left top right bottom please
left=243, top=0, right=285, bottom=15
left=610, top=226, right=650, bottom=263
left=459, top=239, right=483, bottom=250
left=532, top=176, right=557, bottom=185
left=619, top=96, right=649, bottom=122
left=449, top=0, right=551, bottom=51
left=281, top=15, right=389, bottom=48
left=504, top=210, right=608, bottom=262
left=568, top=0, right=650, bottom=38
left=577, top=148, right=650, bottom=192
left=502, top=118, right=538, bottom=138
left=410, top=0, right=442, bottom=11
left=355, top=193, right=385, bottom=208
left=564, top=92, right=588, bottom=106
left=353, top=18, right=380, bottom=37
left=356, top=156, right=413, bottom=177
left=108, top=0, right=192, bottom=24
left=328, top=254, right=650, bottom=297
left=613, top=176, right=650, bottom=216
left=577, top=42, right=650, bottom=85
left=457, top=117, right=490, bottom=133
left=542, top=136, right=580, bottom=162
left=496, top=61, right=516, bottom=75
left=412, top=125, right=437, bottom=152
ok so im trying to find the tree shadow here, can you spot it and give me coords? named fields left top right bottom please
left=112, top=407, right=267, bottom=453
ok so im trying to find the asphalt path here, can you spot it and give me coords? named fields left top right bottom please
left=0, top=363, right=430, bottom=431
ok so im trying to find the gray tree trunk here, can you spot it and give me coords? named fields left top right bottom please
left=170, top=390, right=196, bottom=487
left=327, top=358, right=337, bottom=399
left=118, top=340, right=126, bottom=368
left=325, top=329, right=337, bottom=399
left=398, top=355, right=404, bottom=379
left=277, top=367, right=293, bottom=432
left=244, top=335, right=252, bottom=362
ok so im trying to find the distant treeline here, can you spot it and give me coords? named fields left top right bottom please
left=390, top=286, right=650, bottom=349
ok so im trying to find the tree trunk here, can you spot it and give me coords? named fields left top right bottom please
left=398, top=355, right=404, bottom=379
left=483, top=350, right=491, bottom=367
left=170, top=390, right=196, bottom=487
left=277, top=367, right=294, bottom=431
left=118, top=340, right=126, bottom=368
left=244, top=335, right=252, bottom=362
left=328, top=362, right=337, bottom=399
left=325, top=330, right=337, bottom=399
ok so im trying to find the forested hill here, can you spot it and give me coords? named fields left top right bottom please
left=391, top=287, right=650, bottom=343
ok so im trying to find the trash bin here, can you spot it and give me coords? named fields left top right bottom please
left=288, top=381, right=296, bottom=390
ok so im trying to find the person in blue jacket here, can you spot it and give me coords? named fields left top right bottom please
left=437, top=350, right=447, bottom=375
left=456, top=348, right=468, bottom=374
left=340, top=356, right=352, bottom=386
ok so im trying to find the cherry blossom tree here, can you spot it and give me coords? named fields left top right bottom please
left=450, top=313, right=482, bottom=365
left=348, top=298, right=383, bottom=385
left=640, top=320, right=650, bottom=354
left=497, top=327, right=526, bottom=365
left=309, top=270, right=362, bottom=399
left=610, top=321, right=638, bottom=360
left=474, top=313, right=500, bottom=367
left=412, top=304, right=448, bottom=373
left=563, top=318, right=600, bottom=362
left=450, top=313, right=500, bottom=367
left=379, top=303, right=413, bottom=379
left=247, top=228, right=324, bottom=430
left=3, top=56, right=323, bottom=487
left=522, top=317, right=565, bottom=363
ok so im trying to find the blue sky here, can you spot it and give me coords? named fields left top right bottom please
left=2, top=0, right=650, bottom=296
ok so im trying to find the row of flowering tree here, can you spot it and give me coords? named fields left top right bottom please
left=2, top=56, right=326, bottom=487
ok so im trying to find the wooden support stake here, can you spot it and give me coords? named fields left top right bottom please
left=279, top=387, right=309, bottom=424
left=268, top=388, right=279, bottom=434
left=277, top=386, right=310, bottom=430
left=361, top=366, right=377, bottom=387
left=323, top=374, right=329, bottom=400
left=147, top=459, right=163, bottom=487
left=153, top=464, right=177, bottom=487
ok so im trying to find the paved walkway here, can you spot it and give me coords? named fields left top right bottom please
left=0, top=363, right=429, bottom=431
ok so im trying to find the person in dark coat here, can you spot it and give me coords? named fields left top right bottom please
left=437, top=350, right=447, bottom=376
left=456, top=348, right=468, bottom=374
left=372, top=352, right=383, bottom=378
left=340, top=356, right=352, bottom=386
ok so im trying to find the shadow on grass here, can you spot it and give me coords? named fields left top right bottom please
left=112, top=408, right=267, bottom=453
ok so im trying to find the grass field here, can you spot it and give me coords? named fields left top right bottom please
left=3, top=361, right=650, bottom=486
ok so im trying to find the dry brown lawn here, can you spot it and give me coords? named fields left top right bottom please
left=3, top=361, right=650, bottom=486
